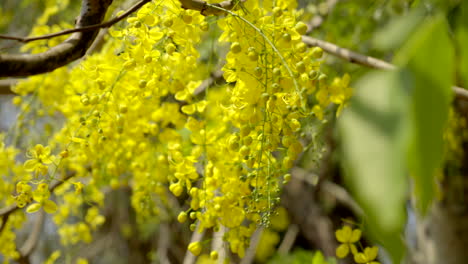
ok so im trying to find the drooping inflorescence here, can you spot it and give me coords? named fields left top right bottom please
left=0, top=0, right=353, bottom=261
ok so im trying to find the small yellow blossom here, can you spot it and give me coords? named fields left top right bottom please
left=188, top=241, right=203, bottom=256
left=335, top=225, right=361, bottom=258
left=24, top=144, right=54, bottom=177
left=73, top=182, right=84, bottom=194
left=26, top=183, right=58, bottom=214
left=354, top=246, right=380, bottom=264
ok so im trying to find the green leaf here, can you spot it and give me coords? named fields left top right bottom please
left=312, top=251, right=325, bottom=264
left=396, top=15, right=454, bottom=213
left=339, top=70, right=410, bottom=263
left=456, top=1, right=468, bottom=87
left=373, top=8, right=425, bottom=51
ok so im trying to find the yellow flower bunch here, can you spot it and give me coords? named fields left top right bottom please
left=335, top=225, right=380, bottom=264
left=3, top=0, right=354, bottom=259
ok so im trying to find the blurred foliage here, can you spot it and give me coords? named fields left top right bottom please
left=269, top=249, right=336, bottom=264
left=339, top=2, right=463, bottom=263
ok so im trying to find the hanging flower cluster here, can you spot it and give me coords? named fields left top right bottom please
left=0, top=0, right=353, bottom=261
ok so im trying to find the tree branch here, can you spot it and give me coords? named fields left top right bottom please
left=178, top=0, right=246, bottom=16
left=17, top=211, right=45, bottom=264
left=0, top=79, right=18, bottom=95
left=277, top=224, right=299, bottom=254
left=0, top=0, right=115, bottom=77
left=302, top=35, right=468, bottom=101
left=194, top=69, right=224, bottom=96
left=0, top=0, right=150, bottom=44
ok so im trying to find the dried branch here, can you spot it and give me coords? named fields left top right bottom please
left=302, top=35, right=468, bottom=101
left=179, top=0, right=246, bottom=16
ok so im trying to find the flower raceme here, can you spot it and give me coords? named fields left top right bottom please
left=4, top=0, right=355, bottom=260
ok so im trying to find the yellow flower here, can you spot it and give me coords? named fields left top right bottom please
left=188, top=241, right=202, bottom=256
left=73, top=182, right=84, bottom=194
left=24, top=144, right=54, bottom=177
left=335, top=225, right=361, bottom=258
left=26, top=183, right=58, bottom=214
left=14, top=181, right=33, bottom=208
left=354, top=246, right=380, bottom=264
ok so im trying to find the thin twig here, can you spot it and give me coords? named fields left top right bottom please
left=302, top=36, right=395, bottom=70
left=211, top=226, right=226, bottom=264
left=277, top=224, right=299, bottom=254
left=239, top=227, right=263, bottom=264
left=158, top=222, right=171, bottom=264
left=179, top=0, right=246, bottom=16
left=18, top=211, right=45, bottom=261
left=302, top=35, right=468, bottom=101
left=321, top=181, right=364, bottom=217
left=0, top=0, right=151, bottom=43
left=183, top=222, right=205, bottom=264
left=194, top=69, right=224, bottom=96
left=0, top=0, right=242, bottom=44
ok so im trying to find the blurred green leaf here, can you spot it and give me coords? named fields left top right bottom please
left=268, top=249, right=336, bottom=264
left=312, top=251, right=330, bottom=264
left=339, top=70, right=409, bottom=263
left=396, top=15, right=454, bottom=213
left=373, top=8, right=425, bottom=51
left=456, top=1, right=468, bottom=87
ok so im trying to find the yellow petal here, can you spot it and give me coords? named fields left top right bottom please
left=181, top=104, right=196, bottom=115
left=365, top=246, right=379, bottom=260
left=42, top=156, right=54, bottom=164
left=342, top=226, right=352, bottom=239
left=195, top=101, right=207, bottom=112
left=350, top=244, right=358, bottom=255
left=354, top=252, right=367, bottom=264
left=43, top=146, right=51, bottom=156
left=188, top=242, right=202, bottom=256
left=26, top=203, right=41, bottom=213
left=71, top=137, right=85, bottom=143
left=336, top=244, right=349, bottom=259
left=43, top=200, right=58, bottom=214
left=350, top=229, right=362, bottom=242
left=336, top=226, right=351, bottom=242
left=24, top=159, right=38, bottom=171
